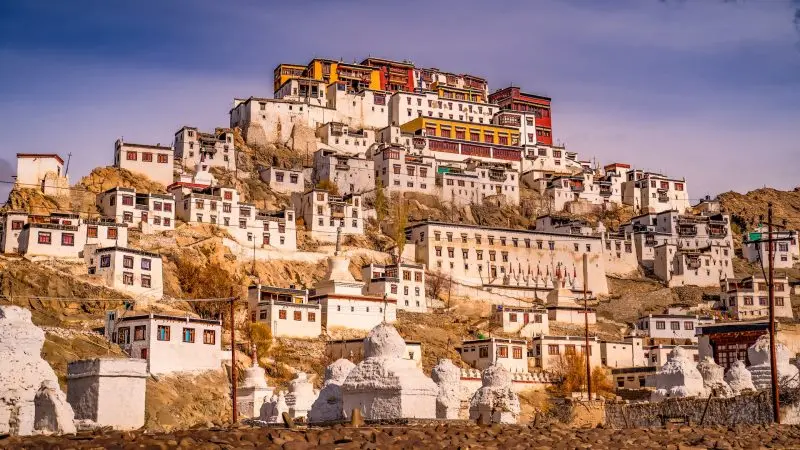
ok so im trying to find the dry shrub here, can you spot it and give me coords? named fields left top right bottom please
left=551, top=352, right=614, bottom=398
left=247, top=322, right=273, bottom=362
left=174, top=259, right=240, bottom=318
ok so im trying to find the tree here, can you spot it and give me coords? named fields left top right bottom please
left=316, top=179, right=339, bottom=196
left=551, top=352, right=613, bottom=398
left=246, top=322, right=273, bottom=363
left=392, top=198, right=408, bottom=262
left=374, top=178, right=388, bottom=223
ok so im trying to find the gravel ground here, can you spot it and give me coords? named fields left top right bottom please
left=5, top=422, right=800, bottom=449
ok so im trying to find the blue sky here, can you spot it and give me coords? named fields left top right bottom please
left=1, top=0, right=799, bottom=203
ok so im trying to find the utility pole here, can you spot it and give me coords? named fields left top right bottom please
left=229, top=290, right=238, bottom=423
left=583, top=253, right=591, bottom=401
left=767, top=203, right=780, bottom=423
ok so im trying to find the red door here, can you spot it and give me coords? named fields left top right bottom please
left=141, top=212, right=148, bottom=224
left=141, top=348, right=148, bottom=360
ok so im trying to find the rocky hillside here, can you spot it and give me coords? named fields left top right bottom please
left=719, top=188, right=800, bottom=242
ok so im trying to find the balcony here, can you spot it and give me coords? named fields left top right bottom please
left=335, top=163, right=350, bottom=171
left=571, top=185, right=585, bottom=193
left=678, top=226, right=697, bottom=237
left=709, top=226, right=727, bottom=239
left=599, top=188, right=612, bottom=197
left=488, top=172, right=507, bottom=182
left=658, top=194, right=670, bottom=203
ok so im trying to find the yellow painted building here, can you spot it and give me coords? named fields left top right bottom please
left=433, top=82, right=485, bottom=103
left=273, top=64, right=306, bottom=93
left=400, top=117, right=520, bottom=146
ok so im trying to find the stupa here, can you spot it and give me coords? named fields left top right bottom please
left=262, top=392, right=289, bottom=423
left=747, top=335, right=799, bottom=389
left=697, top=356, right=732, bottom=397
left=309, top=359, right=356, bottom=423
left=468, top=362, right=520, bottom=424
left=725, top=360, right=755, bottom=395
left=340, top=323, right=437, bottom=420
left=651, top=347, right=705, bottom=402
left=545, top=264, right=596, bottom=325
left=284, top=372, right=318, bottom=420
left=236, top=351, right=274, bottom=419
left=431, top=359, right=462, bottom=419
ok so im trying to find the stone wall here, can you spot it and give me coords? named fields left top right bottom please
left=605, top=392, right=774, bottom=428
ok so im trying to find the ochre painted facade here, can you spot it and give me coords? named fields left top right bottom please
left=400, top=117, right=521, bottom=147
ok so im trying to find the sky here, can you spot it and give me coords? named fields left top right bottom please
left=1, top=0, right=799, bottom=203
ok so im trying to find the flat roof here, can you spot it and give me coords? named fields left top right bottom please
left=405, top=220, right=602, bottom=240
left=118, top=313, right=221, bottom=326
left=95, top=246, right=161, bottom=259
left=16, top=153, right=65, bottom=165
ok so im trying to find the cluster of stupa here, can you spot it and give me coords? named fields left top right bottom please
left=240, top=322, right=521, bottom=424
left=499, top=262, right=583, bottom=292
left=651, top=335, right=800, bottom=402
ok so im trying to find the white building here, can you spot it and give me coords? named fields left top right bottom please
left=437, top=160, right=520, bottom=207
left=520, top=145, right=583, bottom=182
left=259, top=167, right=305, bottom=194
left=310, top=244, right=397, bottom=331
left=1, top=213, right=129, bottom=257
left=458, top=337, right=529, bottom=373
left=599, top=336, right=646, bottom=368
left=113, top=139, right=175, bottom=187
left=325, top=339, right=422, bottom=368
left=292, top=189, right=364, bottom=243
left=635, top=312, right=714, bottom=343
left=718, top=276, right=794, bottom=320
left=544, top=168, right=627, bottom=213
left=405, top=221, right=610, bottom=297
left=88, top=247, right=164, bottom=300
left=529, top=335, right=602, bottom=372
left=313, top=148, right=374, bottom=195
left=15, top=153, right=70, bottom=197
left=361, top=262, right=427, bottom=312
left=173, top=126, right=235, bottom=171
left=371, top=145, right=436, bottom=195
left=17, top=222, right=86, bottom=258
left=104, top=311, right=222, bottom=375
left=0, top=211, right=29, bottom=254
left=316, top=122, right=378, bottom=156
left=491, top=305, right=549, bottom=337
left=171, top=184, right=297, bottom=251
left=247, top=284, right=321, bottom=338
left=97, top=187, right=175, bottom=232
left=622, top=170, right=690, bottom=214
left=387, top=90, right=494, bottom=128
left=742, top=226, right=799, bottom=269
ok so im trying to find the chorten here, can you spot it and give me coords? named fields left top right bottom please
left=340, top=323, right=437, bottom=420
left=314, top=227, right=364, bottom=296
left=725, top=360, right=755, bottom=394
left=747, top=335, right=799, bottom=389
left=284, top=372, right=318, bottom=421
left=468, top=362, right=520, bottom=424
left=309, top=359, right=356, bottom=423
left=236, top=350, right=274, bottom=419
left=651, top=347, right=705, bottom=402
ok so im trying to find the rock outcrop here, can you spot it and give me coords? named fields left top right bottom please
left=747, top=335, right=800, bottom=389
left=651, top=347, right=705, bottom=402
left=341, top=323, right=437, bottom=420
left=0, top=306, right=76, bottom=435
left=468, top=363, right=520, bottom=424
left=697, top=356, right=732, bottom=397
left=309, top=359, right=355, bottom=423
left=725, top=360, right=756, bottom=395
left=431, top=359, right=462, bottom=420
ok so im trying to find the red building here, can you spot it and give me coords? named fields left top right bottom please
left=489, top=87, right=553, bottom=146
left=361, top=57, right=415, bottom=93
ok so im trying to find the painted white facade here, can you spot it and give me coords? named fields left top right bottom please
left=259, top=167, right=305, bottom=194
left=0, top=211, right=29, bottom=254
left=1, top=213, right=128, bottom=257
left=316, top=122, right=378, bottom=156
left=292, top=189, right=364, bottom=243
left=371, top=145, right=436, bottom=195
left=113, top=139, right=175, bottom=187
left=520, top=145, right=583, bottom=181
left=88, top=247, right=164, bottom=300
left=405, top=221, right=610, bottom=296
left=491, top=305, right=549, bottom=337
left=529, top=335, right=602, bottom=372
left=600, top=336, right=646, bottom=368
left=313, top=148, right=375, bottom=195
left=742, top=226, right=799, bottom=269
left=66, top=358, right=147, bottom=430
left=15, top=153, right=70, bottom=197
left=622, top=170, right=690, bottom=214
left=247, top=284, right=321, bottom=338
left=361, top=263, right=427, bottom=312
left=459, top=338, right=529, bottom=373
left=104, top=311, right=222, bottom=375
left=387, top=91, right=494, bottom=127
left=635, top=313, right=714, bottom=342
left=718, top=276, right=794, bottom=320
left=174, top=126, right=235, bottom=171
left=97, top=187, right=175, bottom=232
left=437, top=161, right=519, bottom=207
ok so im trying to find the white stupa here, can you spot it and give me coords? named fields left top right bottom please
left=262, top=392, right=289, bottom=423
left=697, top=356, right=732, bottom=397
left=236, top=350, right=274, bottom=419
left=284, top=372, right=318, bottom=421
left=309, top=359, right=356, bottom=423
left=468, top=362, right=521, bottom=424
left=725, top=360, right=755, bottom=395
left=340, top=323, right=437, bottom=420
left=431, top=359, right=462, bottom=420
left=314, top=228, right=364, bottom=297
left=747, top=335, right=799, bottom=389
left=651, top=347, right=706, bottom=402
left=545, top=264, right=596, bottom=326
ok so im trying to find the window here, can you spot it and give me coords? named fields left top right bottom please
left=134, top=325, right=146, bottom=341
left=123, top=212, right=133, bottom=223
left=548, top=345, right=560, bottom=355
left=141, top=275, right=151, bottom=288
left=117, top=327, right=131, bottom=344
left=279, top=310, right=287, bottom=320
left=100, top=254, right=111, bottom=267
left=122, top=195, right=134, bottom=206
left=123, top=272, right=134, bottom=285
left=11, top=220, right=23, bottom=230
left=142, top=152, right=153, bottom=162
left=509, top=313, right=518, bottom=323
left=123, top=255, right=134, bottom=269
left=308, top=312, right=316, bottom=322
left=684, top=321, right=694, bottom=330
left=157, top=325, right=170, bottom=341
left=203, top=330, right=216, bottom=345
left=391, top=284, right=398, bottom=294
left=777, top=297, right=785, bottom=306
left=670, top=322, right=680, bottom=331
left=513, top=347, right=523, bottom=359
left=183, top=328, right=195, bottom=343
left=656, top=321, right=666, bottom=330
left=37, top=232, right=51, bottom=245
left=157, top=154, right=168, bottom=164
left=565, top=345, right=576, bottom=355
left=294, top=311, right=302, bottom=321
left=107, top=228, right=117, bottom=239
left=61, top=233, right=74, bottom=246
left=479, top=347, right=489, bottom=358
left=497, top=345, right=508, bottom=358
left=126, top=151, right=137, bottom=161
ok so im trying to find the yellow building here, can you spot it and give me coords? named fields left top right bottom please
left=400, top=117, right=521, bottom=146
left=273, top=64, right=306, bottom=93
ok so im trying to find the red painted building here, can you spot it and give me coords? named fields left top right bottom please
left=489, top=87, right=553, bottom=146
left=361, top=57, right=415, bottom=93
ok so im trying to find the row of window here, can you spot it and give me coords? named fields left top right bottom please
left=115, top=325, right=216, bottom=344
left=405, top=96, right=493, bottom=115
left=36, top=226, right=120, bottom=245
left=125, top=151, right=169, bottom=163
left=389, top=285, right=421, bottom=296
left=728, top=296, right=786, bottom=307
left=274, top=172, right=300, bottom=183
left=121, top=271, right=152, bottom=288
left=317, top=218, right=359, bottom=229
left=111, top=196, right=173, bottom=212
left=430, top=231, right=590, bottom=251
